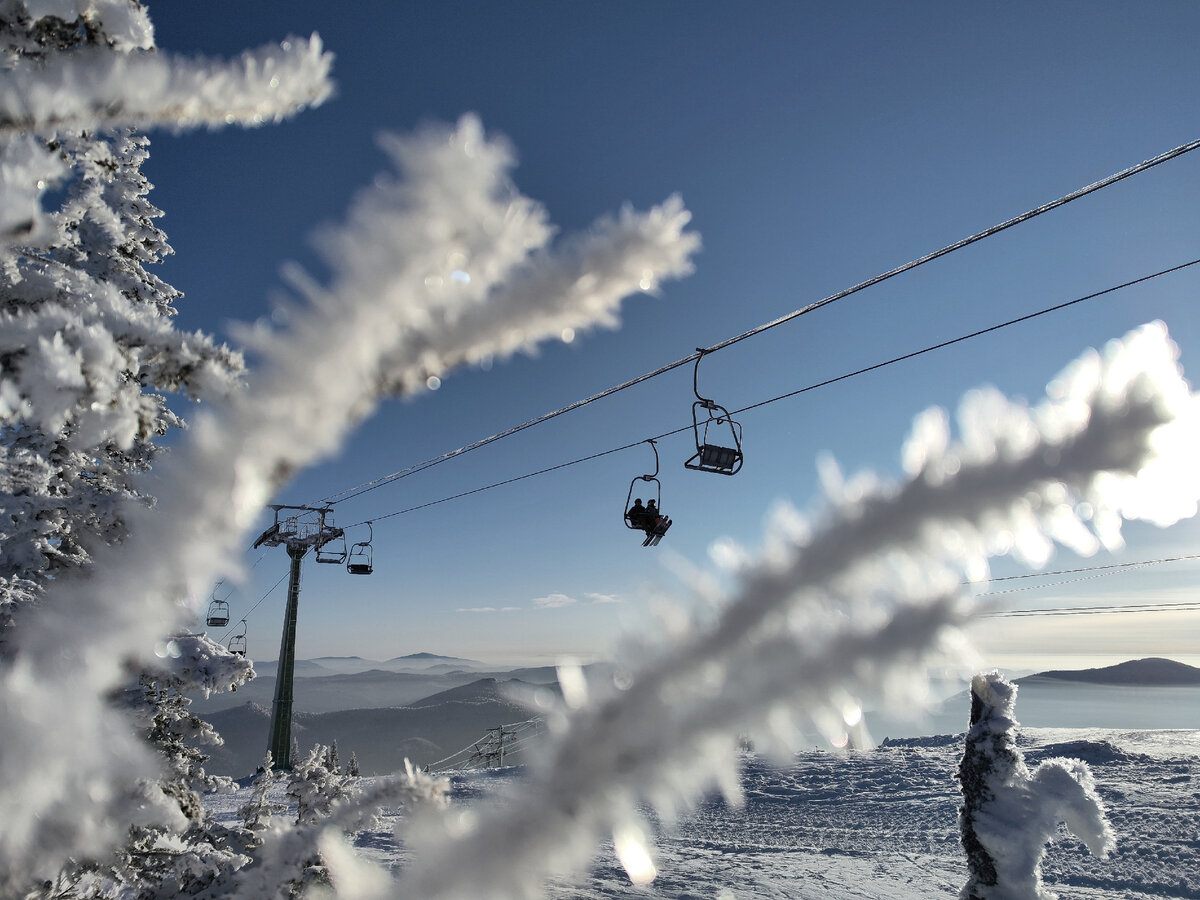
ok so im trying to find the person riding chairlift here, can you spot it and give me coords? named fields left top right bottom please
left=645, top=499, right=668, bottom=536
left=628, top=497, right=649, bottom=530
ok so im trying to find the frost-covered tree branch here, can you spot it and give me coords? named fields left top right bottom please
left=0, top=35, right=333, bottom=135
left=0, top=113, right=699, bottom=885
left=385, top=322, right=1197, bottom=899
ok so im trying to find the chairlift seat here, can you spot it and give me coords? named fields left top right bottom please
left=347, top=562, right=373, bottom=576
left=699, top=444, right=740, bottom=471
left=206, top=613, right=230, bottom=627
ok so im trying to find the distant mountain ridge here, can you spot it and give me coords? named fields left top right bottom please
left=204, top=676, right=537, bottom=776
left=392, top=652, right=478, bottom=664
left=1020, top=657, right=1200, bottom=686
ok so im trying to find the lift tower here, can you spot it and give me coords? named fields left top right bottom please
left=252, top=505, right=344, bottom=770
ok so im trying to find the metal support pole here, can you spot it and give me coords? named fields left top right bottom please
left=267, top=543, right=308, bottom=770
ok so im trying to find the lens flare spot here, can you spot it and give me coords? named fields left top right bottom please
left=614, top=825, right=657, bottom=886
left=561, top=327, right=575, bottom=344
left=426, top=376, right=441, bottom=391
left=842, top=702, right=863, bottom=727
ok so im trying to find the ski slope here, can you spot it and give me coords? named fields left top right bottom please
left=205, top=727, right=1200, bottom=898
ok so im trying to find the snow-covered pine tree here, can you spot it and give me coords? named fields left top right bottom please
left=325, top=739, right=341, bottom=775
left=0, top=4, right=335, bottom=891
left=239, top=753, right=286, bottom=838
left=289, top=743, right=360, bottom=827
left=0, top=1, right=241, bottom=636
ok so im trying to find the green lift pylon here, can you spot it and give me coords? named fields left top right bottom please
left=252, top=505, right=344, bottom=770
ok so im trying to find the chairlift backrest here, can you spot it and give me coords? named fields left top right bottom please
left=697, top=441, right=741, bottom=472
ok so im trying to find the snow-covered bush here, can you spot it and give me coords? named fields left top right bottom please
left=958, top=672, right=1116, bottom=900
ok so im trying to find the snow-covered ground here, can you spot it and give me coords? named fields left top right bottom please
left=205, top=728, right=1200, bottom=898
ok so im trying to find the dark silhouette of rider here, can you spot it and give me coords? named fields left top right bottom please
left=628, top=497, right=648, bottom=530
left=645, top=499, right=664, bottom=534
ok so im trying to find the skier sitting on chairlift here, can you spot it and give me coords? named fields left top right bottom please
left=642, top=499, right=671, bottom=545
left=628, top=497, right=649, bottom=530
left=645, top=500, right=667, bottom=533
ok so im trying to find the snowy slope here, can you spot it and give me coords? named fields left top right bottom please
left=203, top=728, right=1200, bottom=898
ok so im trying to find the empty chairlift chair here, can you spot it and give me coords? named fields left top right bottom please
left=206, top=595, right=230, bottom=628
left=315, top=523, right=347, bottom=565
left=684, top=348, right=743, bottom=476
left=347, top=522, right=374, bottom=575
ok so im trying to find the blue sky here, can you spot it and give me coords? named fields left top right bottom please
left=144, top=2, right=1200, bottom=671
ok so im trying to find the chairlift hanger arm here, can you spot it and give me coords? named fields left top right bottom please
left=692, top=347, right=715, bottom=406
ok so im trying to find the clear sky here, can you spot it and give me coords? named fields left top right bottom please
left=142, top=1, right=1200, bottom=673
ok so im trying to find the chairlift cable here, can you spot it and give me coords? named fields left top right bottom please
left=218, top=571, right=289, bottom=642
left=339, top=257, right=1200, bottom=530
left=984, top=600, right=1200, bottom=618
left=964, top=554, right=1200, bottom=587
left=317, top=138, right=1200, bottom=508
left=972, top=562, right=1159, bottom=598
left=727, top=258, right=1200, bottom=419
left=703, top=137, right=1200, bottom=356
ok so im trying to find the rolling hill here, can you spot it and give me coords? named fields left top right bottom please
left=1018, top=657, right=1200, bottom=686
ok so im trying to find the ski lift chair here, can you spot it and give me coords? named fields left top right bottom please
left=684, top=349, right=743, bottom=476
left=206, top=596, right=230, bottom=628
left=228, top=620, right=248, bottom=657
left=624, top=440, right=672, bottom=546
left=347, top=522, right=374, bottom=575
left=315, top=527, right=347, bottom=564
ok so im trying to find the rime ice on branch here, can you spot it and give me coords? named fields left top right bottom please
left=958, top=672, right=1116, bottom=900
left=0, top=101, right=700, bottom=886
